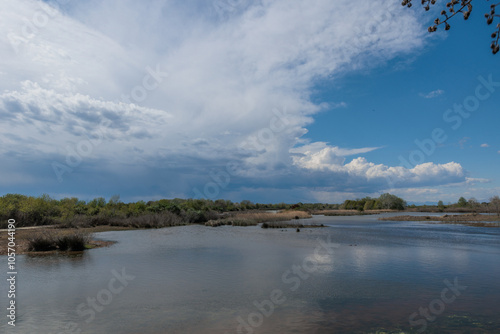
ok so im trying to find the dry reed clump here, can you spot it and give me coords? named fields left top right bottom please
left=61, top=212, right=186, bottom=229
left=27, top=230, right=93, bottom=252
left=380, top=214, right=500, bottom=222
left=316, top=210, right=387, bottom=216
left=55, top=232, right=92, bottom=251
left=205, top=211, right=312, bottom=227
left=124, top=212, right=184, bottom=228
left=27, top=231, right=57, bottom=252
left=261, top=222, right=325, bottom=229
left=431, top=221, right=500, bottom=227
left=60, top=215, right=114, bottom=228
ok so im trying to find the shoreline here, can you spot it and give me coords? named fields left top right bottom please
left=379, top=213, right=500, bottom=227
left=4, top=212, right=499, bottom=255
left=0, top=211, right=315, bottom=255
left=0, top=226, right=131, bottom=256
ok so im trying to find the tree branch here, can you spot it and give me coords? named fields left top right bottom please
left=402, top=0, right=500, bottom=54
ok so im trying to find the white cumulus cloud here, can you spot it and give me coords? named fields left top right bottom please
left=0, top=0, right=470, bottom=201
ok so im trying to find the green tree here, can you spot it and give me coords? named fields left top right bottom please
left=18, top=194, right=59, bottom=225
left=59, top=197, right=80, bottom=220
left=437, top=200, right=445, bottom=210
left=342, top=200, right=355, bottom=210
left=490, top=195, right=500, bottom=216
left=364, top=199, right=375, bottom=211
left=87, top=197, right=106, bottom=215
left=108, top=195, right=121, bottom=205
left=468, top=197, right=479, bottom=212
left=457, top=197, right=468, bottom=207
left=377, top=193, right=407, bottom=210
left=0, top=194, right=27, bottom=220
left=132, top=201, right=147, bottom=216
left=240, top=200, right=254, bottom=210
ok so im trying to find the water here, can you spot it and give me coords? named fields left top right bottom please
left=1, top=213, right=499, bottom=333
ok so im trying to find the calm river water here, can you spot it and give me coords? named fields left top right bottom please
left=1, top=213, right=499, bottom=333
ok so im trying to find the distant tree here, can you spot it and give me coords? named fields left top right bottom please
left=214, top=199, right=228, bottom=212
left=468, top=197, right=479, bottom=212
left=132, top=200, right=147, bottom=216
left=402, top=0, right=500, bottom=54
left=364, top=199, right=375, bottom=211
left=59, top=197, right=80, bottom=220
left=490, top=195, right=500, bottom=216
left=341, top=200, right=352, bottom=210
left=240, top=200, right=254, bottom=210
left=437, top=200, right=445, bottom=211
left=88, top=197, right=106, bottom=208
left=108, top=194, right=121, bottom=205
left=457, top=196, right=468, bottom=207
left=378, top=193, right=407, bottom=210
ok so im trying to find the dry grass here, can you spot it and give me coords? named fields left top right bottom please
left=261, top=221, right=325, bottom=229
left=205, top=210, right=312, bottom=227
left=61, top=212, right=186, bottom=229
left=27, top=230, right=93, bottom=252
left=380, top=213, right=500, bottom=226
left=0, top=226, right=122, bottom=255
left=429, top=221, right=500, bottom=227
left=405, top=207, right=493, bottom=213
left=313, top=209, right=392, bottom=216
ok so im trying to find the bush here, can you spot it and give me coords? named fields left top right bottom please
left=182, top=210, right=207, bottom=224
left=56, top=233, right=91, bottom=251
left=27, top=232, right=57, bottom=252
left=128, top=212, right=184, bottom=228
left=28, top=231, right=92, bottom=252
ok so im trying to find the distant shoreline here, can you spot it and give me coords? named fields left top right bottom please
left=3, top=210, right=500, bottom=256
left=0, top=226, right=128, bottom=256
left=379, top=213, right=500, bottom=227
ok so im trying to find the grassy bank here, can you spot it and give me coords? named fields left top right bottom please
left=379, top=213, right=500, bottom=227
left=405, top=207, right=494, bottom=213
left=59, top=212, right=189, bottom=229
left=313, top=209, right=394, bottom=216
left=1, top=210, right=319, bottom=255
left=205, top=210, right=315, bottom=227
left=0, top=226, right=124, bottom=255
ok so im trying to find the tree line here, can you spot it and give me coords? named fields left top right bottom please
left=1, top=193, right=498, bottom=228
left=436, top=195, right=500, bottom=213
left=0, top=193, right=339, bottom=228
left=340, top=193, right=407, bottom=211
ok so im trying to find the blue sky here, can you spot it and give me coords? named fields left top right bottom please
left=0, top=0, right=499, bottom=204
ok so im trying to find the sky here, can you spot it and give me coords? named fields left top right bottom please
left=0, top=0, right=499, bottom=204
